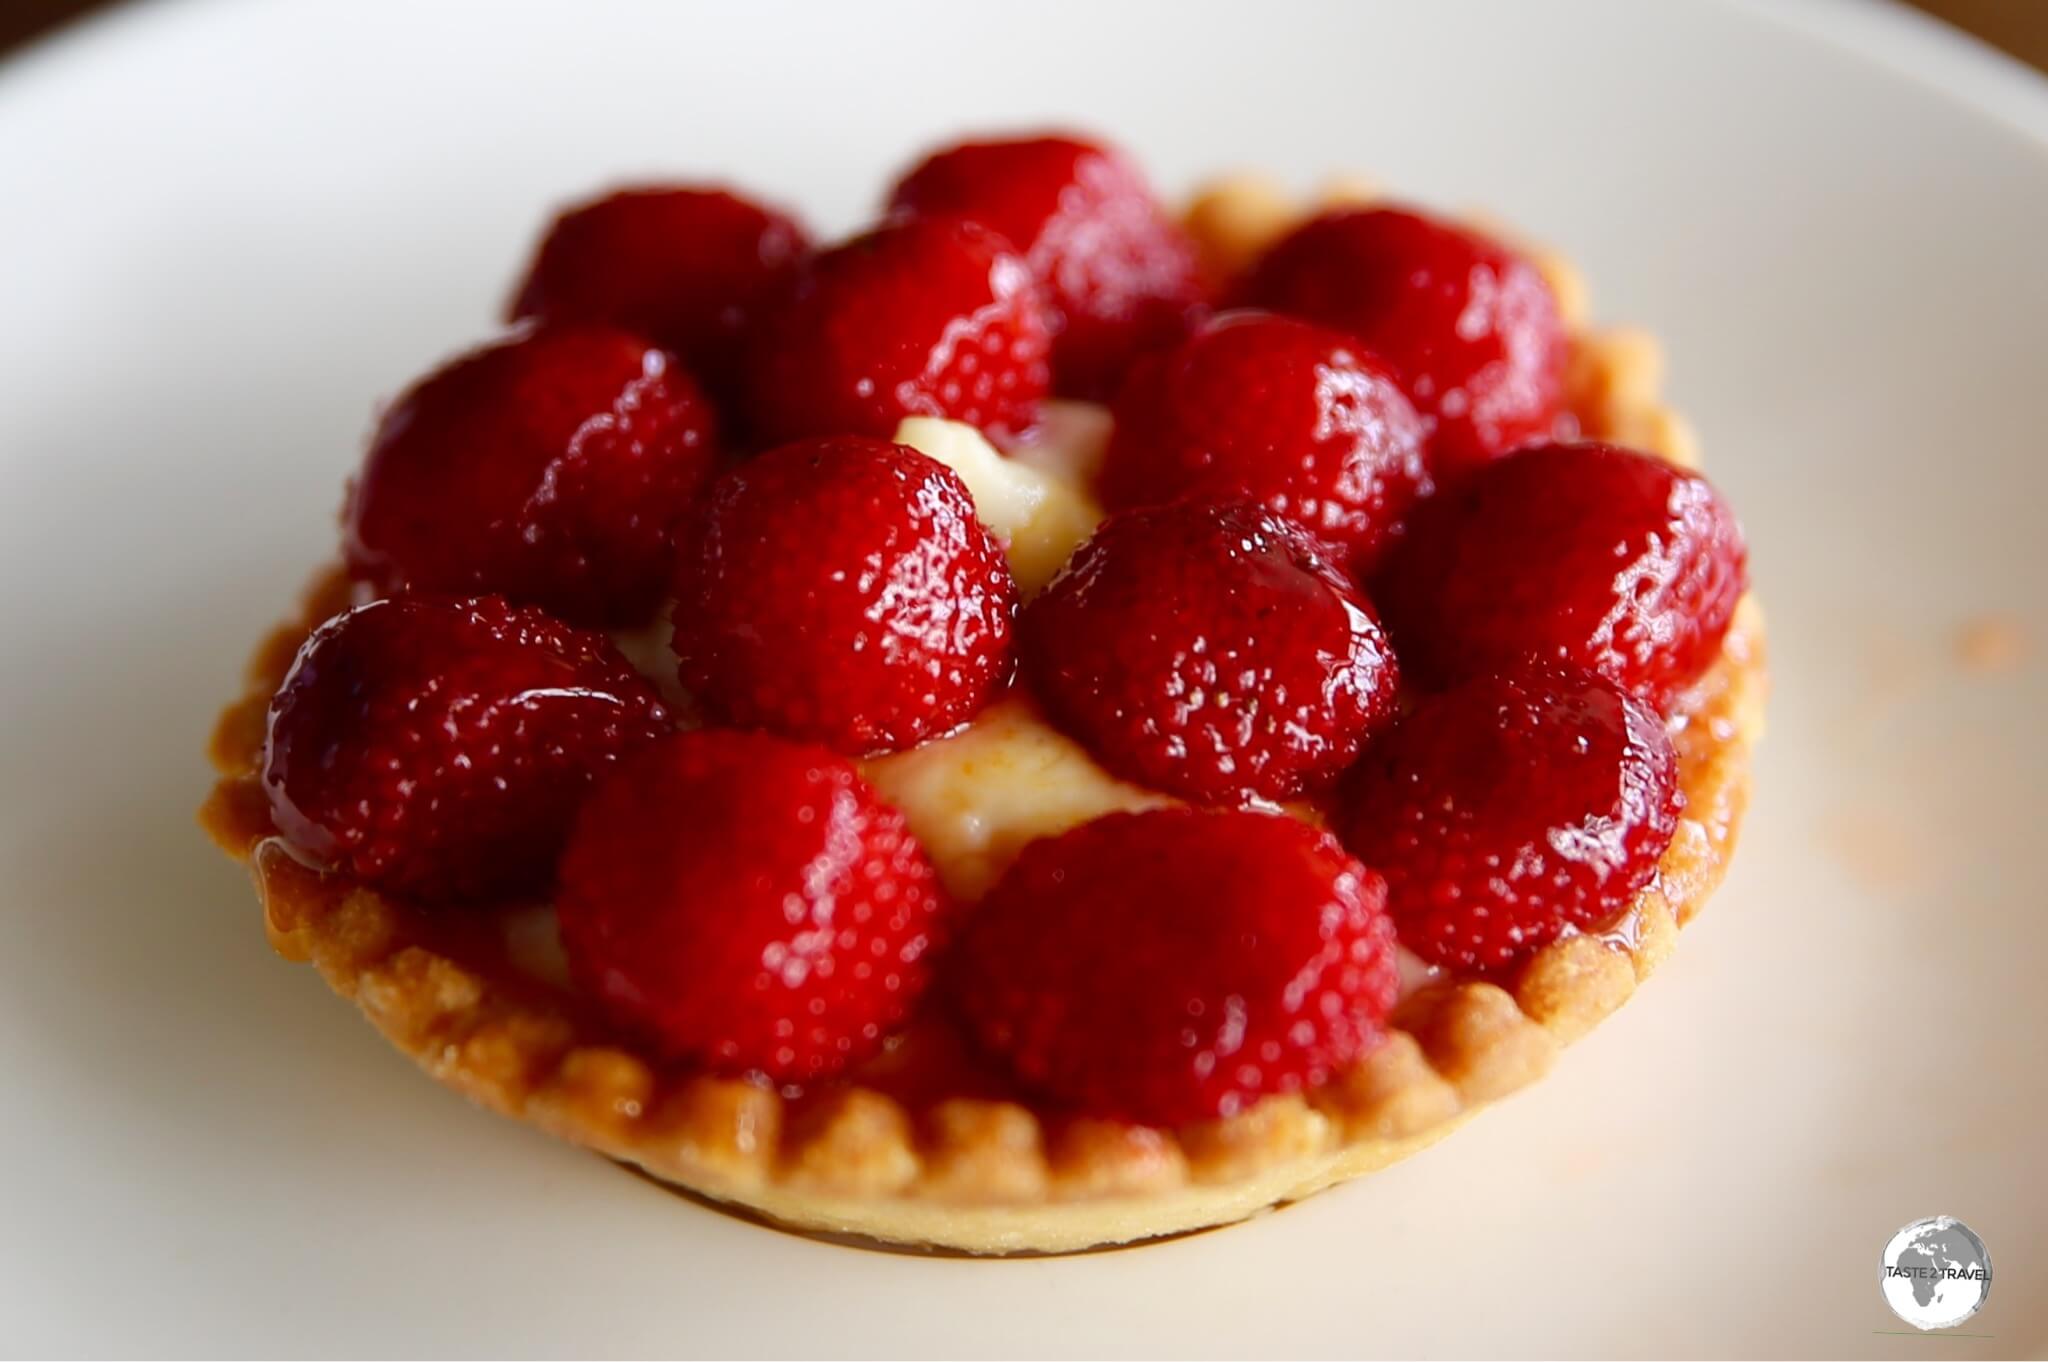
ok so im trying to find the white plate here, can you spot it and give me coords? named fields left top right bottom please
left=2, top=1, right=2043, bottom=1355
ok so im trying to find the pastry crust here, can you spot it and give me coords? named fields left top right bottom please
left=199, top=179, right=1765, bottom=1255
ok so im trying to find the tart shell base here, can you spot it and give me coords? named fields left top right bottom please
left=202, top=579, right=1761, bottom=1256
left=659, top=1113, right=1473, bottom=1255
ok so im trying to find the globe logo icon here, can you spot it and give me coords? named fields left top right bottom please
left=1881, top=1216, right=1993, bottom=1331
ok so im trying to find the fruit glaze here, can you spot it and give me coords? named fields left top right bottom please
left=203, top=135, right=1764, bottom=1254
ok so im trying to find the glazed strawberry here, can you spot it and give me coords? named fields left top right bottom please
left=887, top=133, right=1204, bottom=399
left=671, top=436, right=1017, bottom=753
left=1236, top=206, right=1566, bottom=473
left=953, top=808, right=1399, bottom=1125
left=262, top=596, right=672, bottom=903
left=344, top=324, right=718, bottom=628
left=507, top=185, right=809, bottom=406
left=1023, top=501, right=1398, bottom=803
left=556, top=730, right=948, bottom=1083
left=1379, top=441, right=1746, bottom=709
left=1340, top=666, right=1680, bottom=972
left=741, top=215, right=1053, bottom=445
left=1102, top=311, right=1431, bottom=573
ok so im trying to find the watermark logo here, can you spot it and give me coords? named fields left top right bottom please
left=1880, top=1216, right=1992, bottom=1331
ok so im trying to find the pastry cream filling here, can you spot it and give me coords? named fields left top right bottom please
left=861, top=408, right=1166, bottom=900
left=892, top=405, right=1109, bottom=596
left=860, top=696, right=1171, bottom=901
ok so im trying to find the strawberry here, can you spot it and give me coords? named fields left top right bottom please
left=1339, top=665, right=1681, bottom=972
left=1378, top=441, right=1746, bottom=709
left=506, top=185, right=809, bottom=407
left=740, top=215, right=1052, bottom=445
left=343, top=324, right=719, bottom=628
left=556, top=730, right=948, bottom=1083
left=952, top=808, right=1400, bottom=1125
left=261, top=595, right=672, bottom=903
left=887, top=132, right=1204, bottom=399
left=1022, top=500, right=1399, bottom=803
left=1236, top=206, right=1566, bottom=473
left=671, top=436, right=1017, bottom=754
left=1102, top=310, right=1431, bottom=573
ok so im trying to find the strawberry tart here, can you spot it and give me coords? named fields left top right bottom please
left=202, top=133, right=1764, bottom=1254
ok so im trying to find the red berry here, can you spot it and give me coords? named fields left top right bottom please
left=1379, top=441, right=1746, bottom=709
left=1023, top=501, right=1399, bottom=803
left=953, top=808, right=1399, bottom=1125
left=262, top=596, right=672, bottom=903
left=888, top=133, right=1204, bottom=399
left=1236, top=206, right=1566, bottom=473
left=741, top=215, right=1053, bottom=445
left=344, top=325, right=719, bottom=628
left=506, top=185, right=809, bottom=405
left=556, top=730, right=949, bottom=1083
left=1102, top=311, right=1431, bottom=573
left=671, top=436, right=1017, bottom=754
left=1339, top=666, right=1680, bottom=973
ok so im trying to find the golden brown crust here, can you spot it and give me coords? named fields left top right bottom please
left=196, top=178, right=1765, bottom=1254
